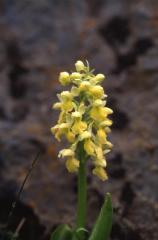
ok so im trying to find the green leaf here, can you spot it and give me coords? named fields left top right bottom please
left=88, top=193, right=113, bottom=240
left=50, top=224, right=73, bottom=240
left=75, top=227, right=89, bottom=240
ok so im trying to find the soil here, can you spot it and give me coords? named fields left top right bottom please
left=0, top=1, right=158, bottom=240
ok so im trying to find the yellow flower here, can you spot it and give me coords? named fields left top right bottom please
left=72, top=119, right=87, bottom=134
left=90, top=106, right=113, bottom=122
left=93, top=99, right=105, bottom=107
left=58, top=149, right=74, bottom=158
left=79, top=81, right=90, bottom=91
left=90, top=106, right=106, bottom=121
left=79, top=131, right=91, bottom=141
left=65, top=131, right=75, bottom=143
left=72, top=111, right=82, bottom=118
left=51, top=123, right=69, bottom=141
left=95, top=146, right=104, bottom=160
left=66, top=157, right=80, bottom=172
left=70, top=72, right=81, bottom=80
left=71, top=86, right=80, bottom=97
left=101, top=119, right=113, bottom=127
left=93, top=167, right=108, bottom=181
left=61, top=101, right=73, bottom=111
left=78, top=102, right=86, bottom=115
left=90, top=74, right=105, bottom=85
left=75, top=60, right=85, bottom=72
left=94, top=158, right=107, bottom=167
left=58, top=91, right=74, bottom=112
left=59, top=72, right=70, bottom=85
left=89, top=86, right=104, bottom=99
left=97, top=128, right=107, bottom=144
left=105, top=107, right=113, bottom=114
left=60, top=91, right=72, bottom=100
left=84, top=139, right=95, bottom=155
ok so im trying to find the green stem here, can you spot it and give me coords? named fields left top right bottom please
left=76, top=145, right=87, bottom=230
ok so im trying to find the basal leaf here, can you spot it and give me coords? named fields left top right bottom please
left=75, top=227, right=89, bottom=240
left=50, top=224, right=73, bottom=240
left=88, top=193, right=113, bottom=240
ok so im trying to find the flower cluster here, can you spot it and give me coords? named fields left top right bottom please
left=51, top=61, right=113, bottom=181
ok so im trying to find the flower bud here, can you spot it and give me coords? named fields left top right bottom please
left=70, top=72, right=81, bottom=80
left=95, top=74, right=105, bottom=82
left=75, top=60, right=85, bottom=72
left=59, top=72, right=70, bottom=85
left=79, top=81, right=90, bottom=91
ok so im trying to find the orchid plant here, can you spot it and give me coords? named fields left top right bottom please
left=51, top=61, right=113, bottom=240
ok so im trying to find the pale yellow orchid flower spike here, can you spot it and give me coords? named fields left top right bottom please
left=51, top=60, right=113, bottom=181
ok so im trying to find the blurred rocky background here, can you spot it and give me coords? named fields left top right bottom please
left=0, top=0, right=158, bottom=239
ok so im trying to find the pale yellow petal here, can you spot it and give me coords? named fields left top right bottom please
left=65, top=131, right=76, bottom=143
left=97, top=128, right=107, bottom=144
left=84, top=139, right=95, bottom=155
left=58, top=149, right=74, bottom=158
left=72, top=120, right=87, bottom=134
left=66, top=157, right=80, bottom=173
left=52, top=102, right=62, bottom=109
left=62, top=100, right=74, bottom=112
left=89, top=86, right=104, bottom=99
left=93, top=167, right=108, bottom=181
left=90, top=74, right=105, bottom=85
left=70, top=72, right=81, bottom=80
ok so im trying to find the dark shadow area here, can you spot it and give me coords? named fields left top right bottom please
left=111, top=218, right=142, bottom=240
left=0, top=182, right=47, bottom=240
left=113, top=37, right=154, bottom=73
left=6, top=42, right=29, bottom=99
left=98, top=16, right=130, bottom=46
left=108, top=153, right=126, bottom=179
left=108, top=97, right=129, bottom=130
